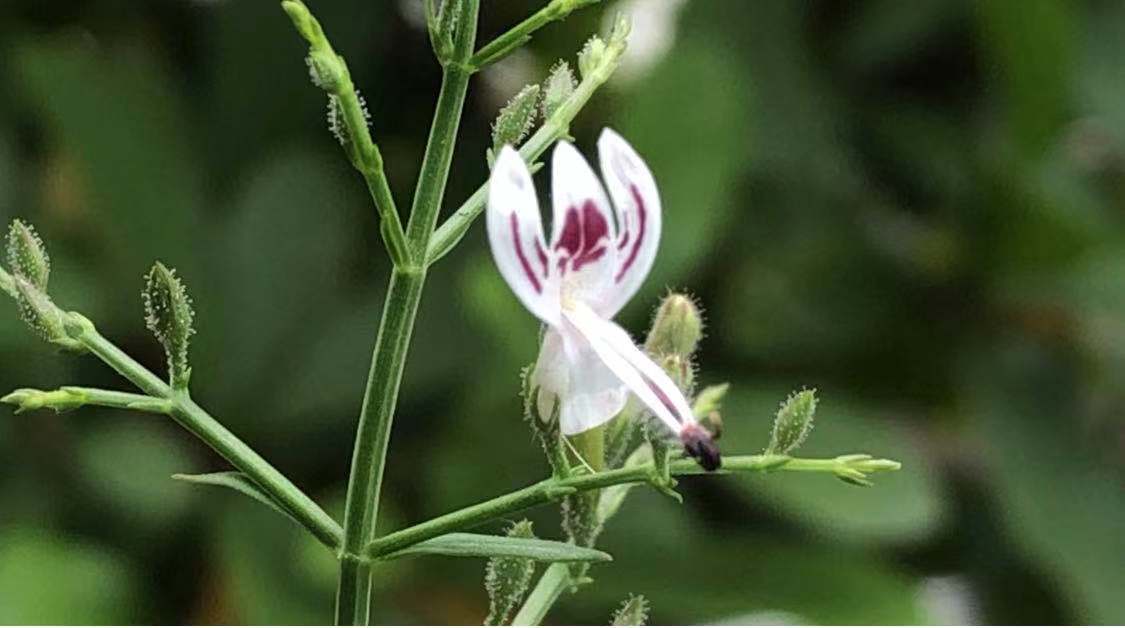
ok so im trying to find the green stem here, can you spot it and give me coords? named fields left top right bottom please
left=366, top=454, right=899, bottom=558
left=334, top=2, right=479, bottom=624
left=2, top=386, right=168, bottom=414
left=469, top=0, right=602, bottom=70
left=75, top=326, right=342, bottom=549
left=511, top=563, right=571, bottom=626
left=426, top=21, right=628, bottom=265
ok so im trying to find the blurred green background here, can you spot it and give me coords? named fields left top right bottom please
left=1, top=0, right=1123, bottom=624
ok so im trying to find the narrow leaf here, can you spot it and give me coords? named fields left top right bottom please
left=379, top=532, right=612, bottom=563
left=172, top=471, right=297, bottom=523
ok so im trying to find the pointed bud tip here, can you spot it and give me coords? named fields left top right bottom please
left=542, top=61, right=576, bottom=119
left=491, top=84, right=540, bottom=152
left=143, top=261, right=196, bottom=389
left=6, top=219, right=50, bottom=290
left=612, top=594, right=650, bottom=627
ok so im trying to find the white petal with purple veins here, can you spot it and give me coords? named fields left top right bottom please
left=597, top=128, right=663, bottom=318
left=487, top=146, right=560, bottom=326
left=562, top=302, right=694, bottom=435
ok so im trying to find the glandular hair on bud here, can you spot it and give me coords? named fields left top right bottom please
left=305, top=50, right=345, bottom=92
left=541, top=61, right=576, bottom=119
left=143, top=262, right=196, bottom=390
left=484, top=520, right=537, bottom=626
left=491, top=84, right=540, bottom=152
left=645, top=293, right=704, bottom=358
left=767, top=388, right=817, bottom=455
left=13, top=275, right=67, bottom=344
left=612, top=594, right=650, bottom=626
left=6, top=220, right=50, bottom=290
left=577, top=36, right=607, bottom=81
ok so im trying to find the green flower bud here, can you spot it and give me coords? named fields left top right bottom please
left=577, top=36, right=607, bottom=81
left=767, top=388, right=817, bottom=455
left=522, top=364, right=569, bottom=478
left=1, top=387, right=86, bottom=414
left=484, top=520, right=538, bottom=625
left=701, top=410, right=724, bottom=441
left=143, top=262, right=196, bottom=391
left=305, top=50, right=346, bottom=92
left=491, top=84, right=540, bottom=155
left=0, top=266, right=16, bottom=299
left=541, top=61, right=576, bottom=119
left=12, top=275, right=74, bottom=348
left=692, top=383, right=729, bottom=417
left=7, top=220, right=50, bottom=290
left=645, top=293, right=703, bottom=358
left=281, top=0, right=326, bottom=46
left=612, top=594, right=650, bottom=626
left=658, top=353, right=694, bottom=395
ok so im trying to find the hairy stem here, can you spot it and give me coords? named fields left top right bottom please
left=334, top=1, right=479, bottom=623
left=511, top=563, right=571, bottom=626
left=366, top=454, right=900, bottom=558
left=75, top=325, right=342, bottom=549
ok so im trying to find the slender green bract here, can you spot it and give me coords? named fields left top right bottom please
left=378, top=532, right=612, bottom=563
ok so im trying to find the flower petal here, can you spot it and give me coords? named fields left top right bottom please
left=597, top=128, right=663, bottom=317
left=487, top=146, right=560, bottom=326
left=562, top=303, right=694, bottom=435
left=533, top=328, right=628, bottom=435
left=550, top=141, right=618, bottom=313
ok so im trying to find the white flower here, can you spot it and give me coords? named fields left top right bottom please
left=486, top=128, right=720, bottom=470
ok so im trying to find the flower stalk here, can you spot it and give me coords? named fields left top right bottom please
left=365, top=453, right=900, bottom=560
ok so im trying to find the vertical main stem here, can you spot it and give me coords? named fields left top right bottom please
left=335, top=2, right=477, bottom=622
left=336, top=268, right=425, bottom=624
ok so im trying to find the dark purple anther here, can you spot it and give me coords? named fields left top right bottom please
left=680, top=423, right=722, bottom=471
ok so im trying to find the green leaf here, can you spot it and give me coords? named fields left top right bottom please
left=379, top=533, right=612, bottom=563
left=172, top=471, right=296, bottom=525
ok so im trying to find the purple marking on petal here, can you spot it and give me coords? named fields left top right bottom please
left=572, top=245, right=607, bottom=271
left=580, top=200, right=609, bottom=249
left=555, top=201, right=612, bottom=275
left=615, top=184, right=647, bottom=283
left=510, top=212, right=542, bottom=294
left=534, top=240, right=550, bottom=277
left=554, top=207, right=582, bottom=256
left=641, top=370, right=681, bottom=422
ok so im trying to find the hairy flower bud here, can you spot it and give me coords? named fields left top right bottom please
left=577, top=36, right=607, bottom=81
left=767, top=388, right=817, bottom=455
left=143, top=262, right=196, bottom=391
left=692, top=383, right=728, bottom=417
left=612, top=594, right=650, bottom=626
left=491, top=85, right=540, bottom=156
left=645, top=293, right=703, bottom=358
left=484, top=520, right=538, bottom=625
left=6, top=220, right=50, bottom=290
left=541, top=61, right=576, bottom=119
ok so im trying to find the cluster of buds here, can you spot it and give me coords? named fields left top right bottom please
left=0, top=220, right=88, bottom=351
